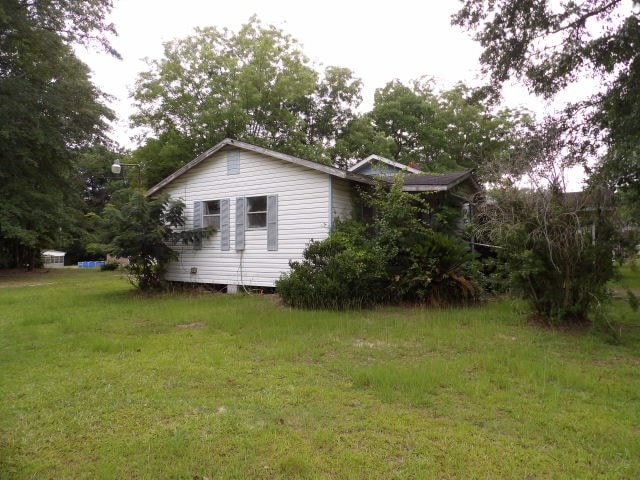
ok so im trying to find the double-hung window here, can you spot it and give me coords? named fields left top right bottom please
left=246, top=196, right=267, bottom=229
left=194, top=199, right=230, bottom=251
left=203, top=200, right=220, bottom=229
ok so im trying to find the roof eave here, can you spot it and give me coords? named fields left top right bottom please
left=444, top=171, right=473, bottom=190
left=401, top=170, right=476, bottom=192
left=402, top=184, right=449, bottom=192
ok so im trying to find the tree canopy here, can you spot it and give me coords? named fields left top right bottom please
left=453, top=0, right=640, bottom=192
left=360, top=79, right=529, bottom=172
left=0, top=0, right=116, bottom=267
left=131, top=17, right=364, bottom=185
left=132, top=18, right=528, bottom=184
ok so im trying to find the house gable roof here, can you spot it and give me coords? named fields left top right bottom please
left=348, top=154, right=423, bottom=175
left=401, top=170, right=476, bottom=192
left=146, top=138, right=481, bottom=200
left=146, top=138, right=373, bottom=196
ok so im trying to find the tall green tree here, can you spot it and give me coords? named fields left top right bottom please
left=452, top=0, right=640, bottom=195
left=370, top=79, right=442, bottom=165
left=131, top=18, right=364, bottom=186
left=332, top=116, right=396, bottom=169
left=76, top=146, right=126, bottom=214
left=0, top=0, right=116, bottom=267
left=337, top=79, right=528, bottom=173
left=435, top=83, right=530, bottom=172
left=306, top=66, right=363, bottom=159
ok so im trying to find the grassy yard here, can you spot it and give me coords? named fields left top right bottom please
left=1, top=268, right=639, bottom=479
left=614, top=262, right=640, bottom=292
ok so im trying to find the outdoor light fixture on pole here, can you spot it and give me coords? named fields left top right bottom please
left=111, top=159, right=142, bottom=186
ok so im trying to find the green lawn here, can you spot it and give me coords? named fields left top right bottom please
left=1, top=268, right=639, bottom=479
left=615, top=262, right=640, bottom=292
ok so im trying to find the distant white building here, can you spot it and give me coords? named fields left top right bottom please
left=41, top=250, right=65, bottom=268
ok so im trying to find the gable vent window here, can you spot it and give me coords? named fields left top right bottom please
left=203, top=200, right=220, bottom=229
left=246, top=196, right=267, bottom=229
left=227, top=150, right=240, bottom=175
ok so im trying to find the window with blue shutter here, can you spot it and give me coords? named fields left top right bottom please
left=193, top=201, right=203, bottom=250
left=267, top=195, right=278, bottom=251
left=220, top=198, right=230, bottom=251
left=235, top=197, right=245, bottom=250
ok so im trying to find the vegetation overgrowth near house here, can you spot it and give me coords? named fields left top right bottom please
left=1, top=268, right=639, bottom=479
left=277, top=177, right=476, bottom=309
left=474, top=184, right=616, bottom=323
left=101, top=190, right=213, bottom=291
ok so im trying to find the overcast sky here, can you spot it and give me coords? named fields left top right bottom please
left=77, top=0, right=552, bottom=149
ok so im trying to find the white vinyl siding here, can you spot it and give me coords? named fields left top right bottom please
left=155, top=149, right=336, bottom=287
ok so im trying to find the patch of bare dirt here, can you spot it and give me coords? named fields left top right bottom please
left=611, top=288, right=640, bottom=298
left=0, top=268, right=57, bottom=288
left=526, top=314, right=592, bottom=334
left=175, top=322, right=207, bottom=329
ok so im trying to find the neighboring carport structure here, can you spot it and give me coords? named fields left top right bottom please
left=41, top=250, right=65, bottom=268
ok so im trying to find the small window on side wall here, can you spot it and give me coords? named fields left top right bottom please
left=246, top=196, right=267, bottom=229
left=203, top=200, right=220, bottom=229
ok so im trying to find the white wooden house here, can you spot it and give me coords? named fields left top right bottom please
left=147, top=138, right=479, bottom=290
left=147, top=139, right=372, bottom=289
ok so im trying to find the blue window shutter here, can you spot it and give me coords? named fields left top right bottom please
left=220, top=198, right=230, bottom=251
left=227, top=150, right=240, bottom=175
left=193, top=201, right=202, bottom=250
left=267, top=195, right=278, bottom=251
left=235, top=197, right=245, bottom=250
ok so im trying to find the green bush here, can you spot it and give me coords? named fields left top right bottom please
left=391, top=229, right=477, bottom=305
left=103, top=191, right=213, bottom=291
left=277, top=177, right=478, bottom=309
left=100, top=261, right=119, bottom=271
left=277, top=221, right=389, bottom=309
left=475, top=185, right=616, bottom=322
